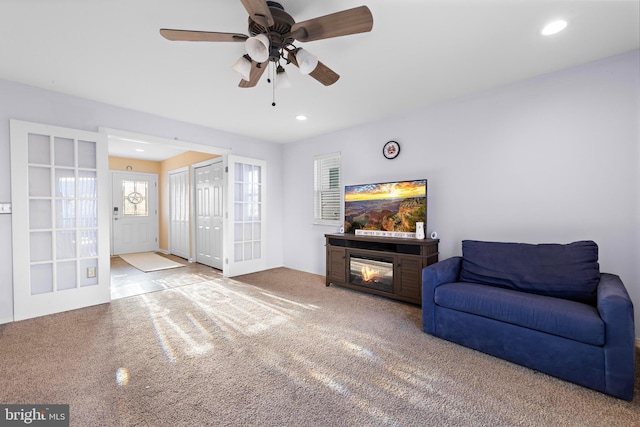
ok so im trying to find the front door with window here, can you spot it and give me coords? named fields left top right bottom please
left=111, top=172, right=158, bottom=255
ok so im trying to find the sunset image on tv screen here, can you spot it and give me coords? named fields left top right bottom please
left=344, top=180, right=426, bottom=233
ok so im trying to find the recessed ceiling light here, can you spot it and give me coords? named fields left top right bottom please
left=541, top=20, right=568, bottom=36
left=296, top=115, right=307, bottom=121
left=135, top=149, right=145, bottom=152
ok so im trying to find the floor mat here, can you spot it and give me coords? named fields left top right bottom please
left=118, top=252, right=186, bottom=272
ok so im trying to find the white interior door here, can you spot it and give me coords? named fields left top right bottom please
left=195, top=160, right=224, bottom=269
left=169, top=168, right=190, bottom=260
left=10, top=120, right=111, bottom=322
left=224, top=155, right=266, bottom=277
left=111, top=171, right=158, bottom=255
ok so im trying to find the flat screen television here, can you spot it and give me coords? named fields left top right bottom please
left=344, top=179, right=427, bottom=236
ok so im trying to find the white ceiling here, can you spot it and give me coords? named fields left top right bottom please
left=1, top=0, right=638, bottom=152
left=107, top=135, right=194, bottom=161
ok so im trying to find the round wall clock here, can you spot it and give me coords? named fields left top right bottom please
left=383, top=140, right=400, bottom=159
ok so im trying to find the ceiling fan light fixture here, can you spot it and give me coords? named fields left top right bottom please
left=275, top=65, right=292, bottom=89
left=295, top=48, right=319, bottom=75
left=231, top=55, right=252, bottom=81
left=245, top=33, right=270, bottom=62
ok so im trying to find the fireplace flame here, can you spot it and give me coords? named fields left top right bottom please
left=361, top=265, right=380, bottom=282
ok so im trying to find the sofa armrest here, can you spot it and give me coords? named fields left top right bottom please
left=422, top=256, right=462, bottom=334
left=597, top=273, right=635, bottom=400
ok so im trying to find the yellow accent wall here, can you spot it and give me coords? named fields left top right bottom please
left=110, top=152, right=219, bottom=258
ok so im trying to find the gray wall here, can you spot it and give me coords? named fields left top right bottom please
left=0, top=79, right=285, bottom=323
left=281, top=50, right=640, bottom=337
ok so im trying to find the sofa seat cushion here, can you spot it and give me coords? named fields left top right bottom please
left=459, top=240, right=600, bottom=304
left=434, top=282, right=604, bottom=346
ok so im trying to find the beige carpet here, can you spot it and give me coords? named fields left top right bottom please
left=118, top=252, right=186, bottom=272
left=0, top=267, right=638, bottom=426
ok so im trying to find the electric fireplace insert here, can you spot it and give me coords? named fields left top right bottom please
left=349, top=254, right=394, bottom=293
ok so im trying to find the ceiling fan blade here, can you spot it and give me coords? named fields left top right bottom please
left=160, top=29, right=248, bottom=42
left=239, top=0, right=274, bottom=28
left=289, top=50, right=340, bottom=86
left=238, top=61, right=267, bottom=88
left=290, top=6, right=373, bottom=42
left=309, top=62, right=340, bottom=86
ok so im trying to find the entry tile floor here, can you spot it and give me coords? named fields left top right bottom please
left=110, top=253, right=221, bottom=300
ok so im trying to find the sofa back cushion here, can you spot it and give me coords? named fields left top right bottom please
left=459, top=240, right=600, bottom=304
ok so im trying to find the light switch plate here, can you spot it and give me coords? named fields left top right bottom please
left=87, top=267, right=97, bottom=278
left=0, top=203, right=11, bottom=214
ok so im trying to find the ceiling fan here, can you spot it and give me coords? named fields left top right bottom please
left=160, top=1, right=373, bottom=90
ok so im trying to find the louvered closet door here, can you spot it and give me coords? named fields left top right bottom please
left=10, top=120, right=111, bottom=321
left=169, top=168, right=190, bottom=260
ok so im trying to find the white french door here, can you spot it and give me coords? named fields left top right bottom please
left=10, top=120, right=111, bottom=321
left=169, top=168, right=190, bottom=260
left=111, top=171, right=158, bottom=255
left=224, top=155, right=266, bottom=277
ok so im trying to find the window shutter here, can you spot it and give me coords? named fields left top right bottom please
left=314, top=153, right=341, bottom=225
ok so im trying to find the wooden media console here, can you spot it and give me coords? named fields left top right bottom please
left=325, top=233, right=439, bottom=305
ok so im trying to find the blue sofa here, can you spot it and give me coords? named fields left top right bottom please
left=422, top=240, right=635, bottom=400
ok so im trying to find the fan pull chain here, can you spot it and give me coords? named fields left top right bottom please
left=271, top=62, right=277, bottom=107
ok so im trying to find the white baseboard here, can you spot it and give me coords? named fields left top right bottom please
left=157, top=248, right=169, bottom=255
left=0, top=316, right=14, bottom=325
